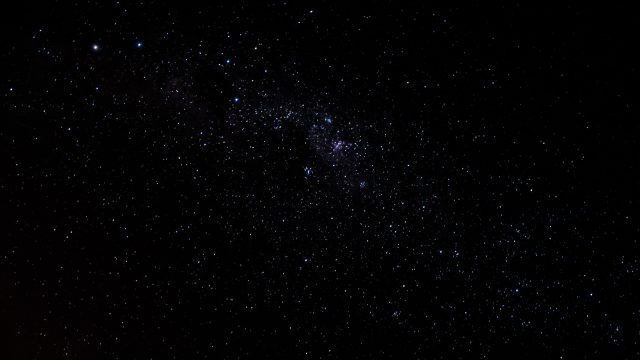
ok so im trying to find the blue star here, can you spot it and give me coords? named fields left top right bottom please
left=232, top=97, right=240, bottom=104
left=136, top=41, right=143, bottom=48
left=92, top=44, right=100, bottom=51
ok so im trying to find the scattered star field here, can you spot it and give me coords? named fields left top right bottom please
left=1, top=2, right=638, bottom=359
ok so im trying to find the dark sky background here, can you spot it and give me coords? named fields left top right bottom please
left=1, top=2, right=638, bottom=358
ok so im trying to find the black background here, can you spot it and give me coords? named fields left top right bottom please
left=1, top=2, right=638, bottom=358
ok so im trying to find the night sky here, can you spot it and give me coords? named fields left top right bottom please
left=2, top=2, right=638, bottom=359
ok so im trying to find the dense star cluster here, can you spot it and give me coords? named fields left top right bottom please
left=2, top=2, right=638, bottom=359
